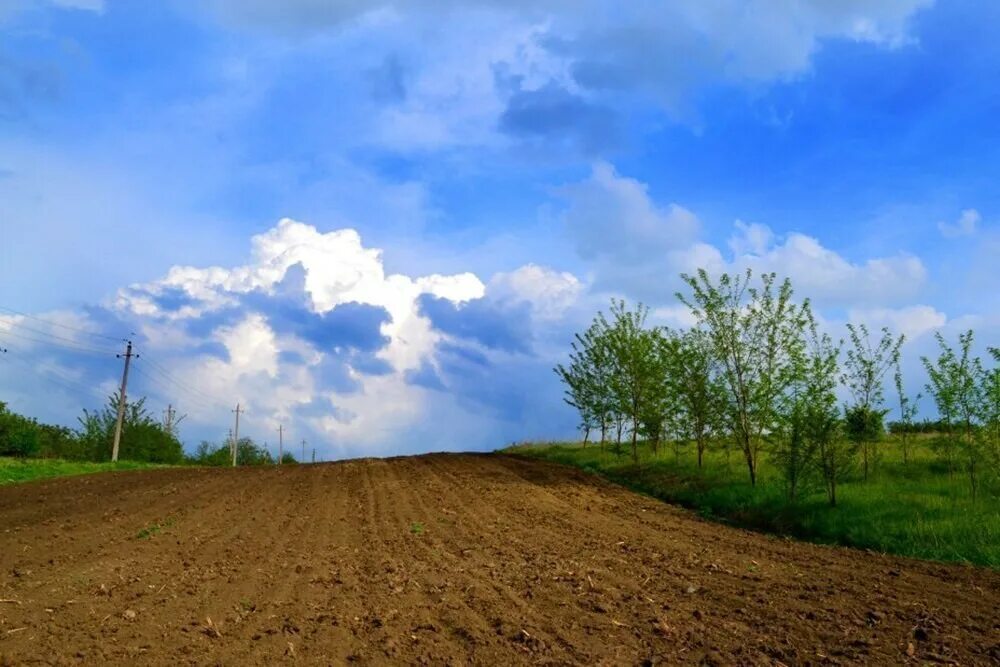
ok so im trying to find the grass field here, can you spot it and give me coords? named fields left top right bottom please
left=504, top=438, right=1000, bottom=568
left=0, top=457, right=167, bottom=486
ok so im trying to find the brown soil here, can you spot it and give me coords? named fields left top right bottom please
left=0, top=453, right=997, bottom=665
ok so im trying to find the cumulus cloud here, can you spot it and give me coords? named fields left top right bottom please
left=938, top=208, right=980, bottom=238
left=40, top=217, right=585, bottom=457
left=486, top=264, right=582, bottom=321
left=558, top=162, right=927, bottom=307
left=731, top=226, right=927, bottom=307
left=845, top=305, right=946, bottom=341
left=561, top=162, right=700, bottom=262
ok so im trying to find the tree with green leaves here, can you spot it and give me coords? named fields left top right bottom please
left=841, top=323, right=903, bottom=481
left=0, top=401, right=40, bottom=458
left=776, top=317, right=841, bottom=503
left=892, top=356, right=921, bottom=466
left=677, top=269, right=812, bottom=486
left=668, top=327, right=724, bottom=469
left=922, top=330, right=985, bottom=497
left=981, top=347, right=1000, bottom=479
left=604, top=299, right=663, bottom=464
left=555, top=314, right=617, bottom=448
left=77, top=394, right=184, bottom=464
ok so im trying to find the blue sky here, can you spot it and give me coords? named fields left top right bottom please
left=1, top=0, right=997, bottom=457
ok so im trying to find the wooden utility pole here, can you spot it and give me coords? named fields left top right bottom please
left=163, top=404, right=175, bottom=433
left=231, top=403, right=243, bottom=467
left=111, top=340, right=135, bottom=462
left=277, top=424, right=283, bottom=465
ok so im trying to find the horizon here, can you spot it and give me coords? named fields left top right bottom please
left=1, top=0, right=998, bottom=459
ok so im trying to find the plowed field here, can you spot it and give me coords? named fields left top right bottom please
left=0, top=454, right=998, bottom=665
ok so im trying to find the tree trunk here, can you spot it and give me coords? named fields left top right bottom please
left=631, top=418, right=639, bottom=464
left=862, top=441, right=869, bottom=482
left=745, top=446, right=757, bottom=487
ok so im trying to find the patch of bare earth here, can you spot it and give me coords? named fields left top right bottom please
left=0, top=454, right=997, bottom=665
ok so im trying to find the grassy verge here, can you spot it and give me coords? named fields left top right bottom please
left=0, top=457, right=167, bottom=486
left=503, top=439, right=1000, bottom=568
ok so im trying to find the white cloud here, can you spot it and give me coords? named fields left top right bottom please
left=845, top=305, right=947, bottom=341
left=562, top=161, right=700, bottom=262
left=196, top=0, right=932, bottom=147
left=735, top=229, right=927, bottom=306
left=728, top=220, right=774, bottom=256
left=487, top=264, right=582, bottom=321
left=938, top=208, right=980, bottom=238
left=102, top=218, right=587, bottom=455
left=559, top=163, right=927, bottom=307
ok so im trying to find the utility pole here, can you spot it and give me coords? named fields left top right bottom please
left=163, top=404, right=176, bottom=434
left=111, top=340, right=135, bottom=462
left=301, top=439, right=306, bottom=464
left=277, top=424, right=283, bottom=465
left=231, top=403, right=243, bottom=467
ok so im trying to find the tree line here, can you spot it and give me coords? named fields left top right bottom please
left=0, top=394, right=297, bottom=466
left=556, top=269, right=1000, bottom=505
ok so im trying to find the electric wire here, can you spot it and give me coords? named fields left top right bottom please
left=0, top=318, right=120, bottom=353
left=137, top=354, right=230, bottom=408
left=0, top=328, right=119, bottom=357
left=0, top=350, right=106, bottom=400
left=0, top=304, right=123, bottom=342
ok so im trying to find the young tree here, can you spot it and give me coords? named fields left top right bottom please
left=922, top=330, right=985, bottom=497
left=0, top=402, right=40, bottom=458
left=604, top=300, right=662, bottom=465
left=78, top=394, right=184, bottom=463
left=841, top=324, right=904, bottom=481
left=669, top=328, right=724, bottom=469
left=677, top=269, right=812, bottom=486
left=981, top=347, right=1000, bottom=478
left=555, top=314, right=616, bottom=448
left=775, top=318, right=840, bottom=502
left=892, top=357, right=921, bottom=466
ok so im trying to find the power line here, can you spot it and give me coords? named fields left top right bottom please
left=129, top=364, right=231, bottom=416
left=0, top=328, right=118, bottom=357
left=0, top=304, right=122, bottom=342
left=1, top=350, right=106, bottom=399
left=132, top=356, right=230, bottom=411
left=0, top=318, right=120, bottom=353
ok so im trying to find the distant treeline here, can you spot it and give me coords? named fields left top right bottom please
left=887, top=419, right=954, bottom=434
left=0, top=395, right=296, bottom=466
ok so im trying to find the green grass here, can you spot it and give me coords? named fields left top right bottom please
left=503, top=438, right=1000, bottom=568
left=136, top=517, right=175, bottom=540
left=0, top=457, right=167, bottom=486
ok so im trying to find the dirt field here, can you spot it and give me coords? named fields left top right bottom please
left=0, top=454, right=997, bottom=665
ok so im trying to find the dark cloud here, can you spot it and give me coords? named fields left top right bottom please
left=242, top=291, right=391, bottom=354
left=498, top=81, right=619, bottom=154
left=149, top=286, right=199, bottom=313
left=181, top=307, right=244, bottom=339
left=368, top=54, right=406, bottom=103
left=418, top=294, right=532, bottom=354
left=433, top=342, right=568, bottom=425
left=350, top=353, right=393, bottom=376
left=403, top=361, right=446, bottom=391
